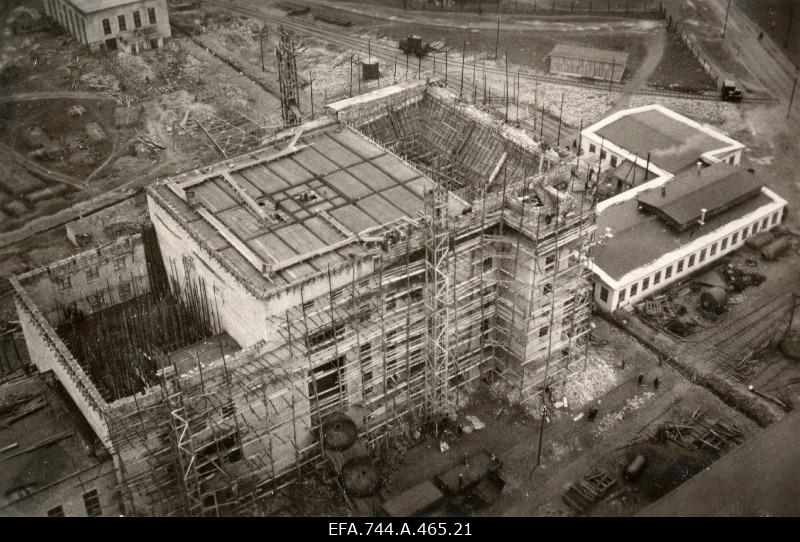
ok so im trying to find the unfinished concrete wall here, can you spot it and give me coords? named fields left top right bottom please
left=12, top=284, right=110, bottom=445
left=149, top=194, right=266, bottom=348
left=15, top=234, right=150, bottom=328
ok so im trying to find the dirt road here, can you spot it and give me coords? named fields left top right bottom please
left=295, top=0, right=665, bottom=33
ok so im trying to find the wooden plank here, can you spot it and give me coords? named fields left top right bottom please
left=197, top=208, right=275, bottom=274
left=221, top=171, right=269, bottom=222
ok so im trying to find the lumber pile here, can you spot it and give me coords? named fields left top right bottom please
left=561, top=468, right=616, bottom=513
left=658, top=408, right=743, bottom=452
left=136, top=132, right=166, bottom=151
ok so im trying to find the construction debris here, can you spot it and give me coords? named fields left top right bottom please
left=657, top=408, right=743, bottom=451
left=561, top=469, right=617, bottom=513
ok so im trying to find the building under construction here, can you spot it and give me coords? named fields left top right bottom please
left=11, top=79, right=597, bottom=516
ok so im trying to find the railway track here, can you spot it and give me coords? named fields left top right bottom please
left=203, top=0, right=581, bottom=145
left=204, top=0, right=776, bottom=105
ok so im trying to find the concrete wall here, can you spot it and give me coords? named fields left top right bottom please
left=15, top=235, right=150, bottom=328
left=149, top=194, right=267, bottom=348
left=12, top=288, right=110, bottom=445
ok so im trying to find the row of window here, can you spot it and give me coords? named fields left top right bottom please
left=47, top=489, right=101, bottom=517
left=587, top=143, right=619, bottom=168
left=54, top=258, right=128, bottom=291
left=103, top=8, right=157, bottom=35
left=599, top=210, right=781, bottom=305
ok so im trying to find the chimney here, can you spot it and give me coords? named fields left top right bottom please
left=696, top=160, right=703, bottom=176
left=699, top=208, right=707, bottom=225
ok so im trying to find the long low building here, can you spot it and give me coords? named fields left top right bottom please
left=590, top=163, right=787, bottom=312
left=43, top=0, right=171, bottom=53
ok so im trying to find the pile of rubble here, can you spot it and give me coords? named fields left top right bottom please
left=718, top=263, right=766, bottom=294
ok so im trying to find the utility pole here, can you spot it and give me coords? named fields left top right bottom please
left=504, top=51, right=509, bottom=122
left=309, top=72, right=314, bottom=118
left=472, top=50, right=477, bottom=103
left=257, top=25, right=267, bottom=71
left=722, top=0, right=732, bottom=38
left=789, top=76, right=798, bottom=119
left=556, top=92, right=564, bottom=147
left=483, top=60, right=487, bottom=104
left=785, top=4, right=795, bottom=49
left=495, top=17, right=500, bottom=59
left=540, top=100, right=545, bottom=140
left=460, top=40, right=466, bottom=98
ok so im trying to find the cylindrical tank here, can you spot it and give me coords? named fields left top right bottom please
left=624, top=454, right=647, bottom=481
left=321, top=412, right=357, bottom=450
left=362, top=61, right=380, bottom=81
left=746, top=231, right=774, bottom=249
left=761, top=237, right=791, bottom=261
left=700, top=286, right=728, bottom=314
left=342, top=457, right=379, bottom=497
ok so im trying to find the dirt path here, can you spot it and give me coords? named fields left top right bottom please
left=501, top=379, right=692, bottom=516
left=608, top=27, right=667, bottom=112
left=0, top=90, right=112, bottom=104
left=710, top=0, right=796, bottom=103
left=294, top=0, right=664, bottom=34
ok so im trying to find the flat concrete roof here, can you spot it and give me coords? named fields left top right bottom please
left=151, top=122, right=468, bottom=292
left=595, top=108, right=732, bottom=173
left=595, top=165, right=781, bottom=282
left=641, top=411, right=800, bottom=516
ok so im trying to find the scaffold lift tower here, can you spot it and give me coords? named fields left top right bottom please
left=276, top=27, right=301, bottom=126
left=422, top=186, right=452, bottom=422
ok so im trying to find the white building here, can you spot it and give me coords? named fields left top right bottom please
left=580, top=104, right=745, bottom=188
left=43, top=0, right=171, bottom=53
left=590, top=163, right=787, bottom=312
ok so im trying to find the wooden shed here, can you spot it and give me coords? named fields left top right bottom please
left=546, top=44, right=629, bottom=83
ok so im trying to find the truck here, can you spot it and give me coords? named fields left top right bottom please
left=399, top=35, right=430, bottom=58
left=721, top=79, right=744, bottom=102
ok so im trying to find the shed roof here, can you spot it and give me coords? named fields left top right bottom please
left=637, top=165, right=763, bottom=231
left=0, top=374, right=108, bottom=513
left=548, top=43, right=629, bottom=66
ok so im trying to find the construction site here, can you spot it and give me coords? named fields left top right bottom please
left=10, top=75, right=598, bottom=515
left=2, top=0, right=800, bottom=519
